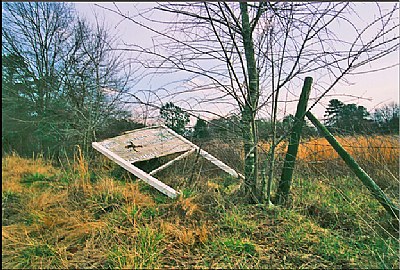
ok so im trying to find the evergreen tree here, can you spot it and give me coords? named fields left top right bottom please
left=324, top=99, right=370, bottom=134
left=324, top=99, right=345, bottom=127
left=338, top=104, right=370, bottom=133
left=160, top=102, right=189, bottom=135
left=193, top=118, right=209, bottom=139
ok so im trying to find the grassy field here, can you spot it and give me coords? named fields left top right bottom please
left=2, top=136, right=399, bottom=269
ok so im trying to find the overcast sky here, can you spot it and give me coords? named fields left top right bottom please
left=74, top=2, right=399, bottom=122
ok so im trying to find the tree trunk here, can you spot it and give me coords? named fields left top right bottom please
left=240, top=2, right=260, bottom=203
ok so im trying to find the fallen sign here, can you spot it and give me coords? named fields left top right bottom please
left=92, top=125, right=244, bottom=198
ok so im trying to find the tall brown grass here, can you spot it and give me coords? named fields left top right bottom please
left=2, top=153, right=59, bottom=193
left=2, top=136, right=399, bottom=269
left=201, top=135, right=398, bottom=187
left=1, top=152, right=160, bottom=269
left=296, top=135, right=399, bottom=164
left=258, top=135, right=399, bottom=163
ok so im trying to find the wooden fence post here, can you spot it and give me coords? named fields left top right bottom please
left=276, top=77, right=313, bottom=205
left=306, top=111, right=399, bottom=219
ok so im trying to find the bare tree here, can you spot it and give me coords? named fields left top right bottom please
left=2, top=2, right=137, bottom=157
left=100, top=2, right=399, bottom=203
left=2, top=2, right=75, bottom=154
left=61, top=16, right=136, bottom=154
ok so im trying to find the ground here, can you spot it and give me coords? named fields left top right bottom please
left=2, top=141, right=399, bottom=269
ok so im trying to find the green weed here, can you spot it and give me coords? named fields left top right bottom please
left=19, top=244, right=59, bottom=268
left=141, top=206, right=158, bottom=220
left=133, top=226, right=164, bottom=268
left=221, top=208, right=257, bottom=235
left=104, top=246, right=127, bottom=269
left=222, top=238, right=257, bottom=256
left=206, top=237, right=259, bottom=268
left=90, top=191, right=125, bottom=219
left=2, top=190, right=21, bottom=225
left=20, top=172, right=53, bottom=187
left=153, top=193, right=167, bottom=204
left=182, top=188, right=195, bottom=198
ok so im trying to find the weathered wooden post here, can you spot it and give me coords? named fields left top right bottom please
left=306, top=111, right=400, bottom=219
left=276, top=77, right=313, bottom=205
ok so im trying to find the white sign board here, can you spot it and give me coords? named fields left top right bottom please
left=96, top=126, right=194, bottom=163
left=92, top=125, right=243, bottom=198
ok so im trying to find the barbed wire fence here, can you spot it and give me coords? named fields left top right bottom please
left=99, top=88, right=400, bottom=263
left=133, top=101, right=399, bottom=258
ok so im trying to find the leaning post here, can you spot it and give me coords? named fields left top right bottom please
left=306, top=111, right=399, bottom=219
left=276, top=77, right=313, bottom=205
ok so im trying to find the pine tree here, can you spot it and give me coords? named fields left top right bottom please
left=160, top=102, right=189, bottom=135
left=193, top=118, right=209, bottom=139
left=324, top=99, right=345, bottom=127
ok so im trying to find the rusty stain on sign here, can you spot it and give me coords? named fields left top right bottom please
left=92, top=125, right=243, bottom=198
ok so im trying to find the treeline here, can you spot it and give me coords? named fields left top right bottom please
left=324, top=99, right=399, bottom=135
left=2, top=2, right=140, bottom=158
left=161, top=100, right=399, bottom=142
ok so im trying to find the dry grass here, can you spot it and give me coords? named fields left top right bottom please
left=2, top=153, right=158, bottom=269
left=160, top=220, right=209, bottom=246
left=2, top=144, right=399, bottom=269
left=205, top=135, right=398, bottom=184
left=258, top=135, right=399, bottom=163
left=2, top=153, right=59, bottom=193
left=296, top=135, right=399, bottom=163
left=258, top=134, right=399, bottom=193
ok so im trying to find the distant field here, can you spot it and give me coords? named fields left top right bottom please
left=297, top=135, right=398, bottom=163
left=2, top=139, right=399, bottom=268
left=203, top=135, right=399, bottom=190
left=259, top=135, right=399, bottom=163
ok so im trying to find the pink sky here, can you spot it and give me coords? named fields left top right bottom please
left=75, top=2, right=399, bottom=122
